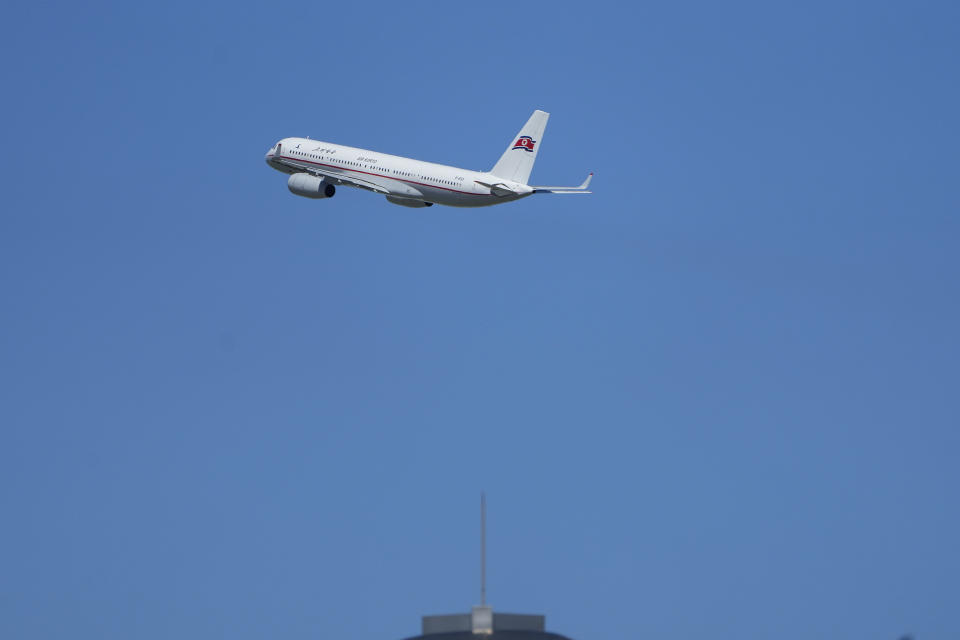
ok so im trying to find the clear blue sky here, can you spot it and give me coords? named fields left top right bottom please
left=2, top=2, right=958, bottom=639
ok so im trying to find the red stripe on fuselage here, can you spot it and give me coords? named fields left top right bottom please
left=276, top=155, right=485, bottom=196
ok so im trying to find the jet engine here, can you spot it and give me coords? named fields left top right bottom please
left=288, top=173, right=335, bottom=199
left=385, top=196, right=433, bottom=208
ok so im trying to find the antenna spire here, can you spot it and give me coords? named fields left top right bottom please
left=481, top=492, right=487, bottom=606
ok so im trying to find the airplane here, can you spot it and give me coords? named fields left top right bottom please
left=264, top=110, right=592, bottom=208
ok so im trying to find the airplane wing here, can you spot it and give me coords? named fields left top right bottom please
left=531, top=172, right=593, bottom=194
left=275, top=157, right=390, bottom=195
left=310, top=167, right=391, bottom=195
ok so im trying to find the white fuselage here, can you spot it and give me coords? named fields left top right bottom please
left=265, top=138, right=532, bottom=207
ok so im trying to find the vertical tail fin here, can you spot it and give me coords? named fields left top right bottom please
left=490, top=110, right=549, bottom=184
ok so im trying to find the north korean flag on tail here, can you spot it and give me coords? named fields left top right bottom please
left=512, top=136, right=536, bottom=152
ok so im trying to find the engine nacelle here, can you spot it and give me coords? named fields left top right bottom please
left=288, top=173, right=335, bottom=199
left=385, top=196, right=433, bottom=208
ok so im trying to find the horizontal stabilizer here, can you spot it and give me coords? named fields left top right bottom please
left=475, top=180, right=521, bottom=197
